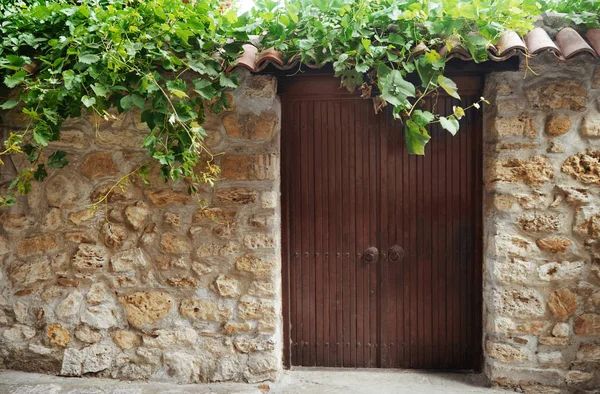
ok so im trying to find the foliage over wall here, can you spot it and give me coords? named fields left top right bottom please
left=0, top=0, right=595, bottom=208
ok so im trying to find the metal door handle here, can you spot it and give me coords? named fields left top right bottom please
left=388, top=246, right=404, bottom=262
left=363, top=247, right=379, bottom=264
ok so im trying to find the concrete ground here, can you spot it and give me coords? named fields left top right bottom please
left=0, top=369, right=511, bottom=394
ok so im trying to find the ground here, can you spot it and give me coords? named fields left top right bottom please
left=0, top=369, right=509, bottom=394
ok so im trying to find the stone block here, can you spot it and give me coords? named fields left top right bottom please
left=525, top=79, right=587, bottom=111
left=47, top=323, right=70, bottom=347
left=79, top=152, right=118, bottom=179
left=144, top=189, right=192, bottom=206
left=574, top=313, right=600, bottom=336
left=581, top=116, right=600, bottom=137
left=493, top=289, right=545, bottom=318
left=221, top=154, right=278, bottom=181
left=518, top=213, right=561, bottom=233
left=17, top=235, right=57, bottom=256
left=548, top=289, right=577, bottom=319
left=487, top=156, right=554, bottom=187
left=492, top=115, right=537, bottom=138
left=545, top=116, right=571, bottom=136
left=245, top=75, right=277, bottom=98
left=180, top=298, right=232, bottom=322
left=120, top=292, right=174, bottom=328
left=215, top=188, right=257, bottom=204
left=536, top=237, right=572, bottom=254
left=222, top=111, right=278, bottom=140
left=562, top=150, right=600, bottom=185
left=573, top=206, right=600, bottom=239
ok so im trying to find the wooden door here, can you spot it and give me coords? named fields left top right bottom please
left=281, top=75, right=483, bottom=370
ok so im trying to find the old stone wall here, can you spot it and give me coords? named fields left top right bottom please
left=484, top=54, right=600, bottom=393
left=0, top=71, right=283, bottom=383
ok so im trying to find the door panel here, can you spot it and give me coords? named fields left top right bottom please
left=281, top=75, right=482, bottom=370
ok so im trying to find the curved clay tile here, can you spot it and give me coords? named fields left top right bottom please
left=232, top=44, right=259, bottom=72
left=556, top=27, right=596, bottom=59
left=586, top=29, right=600, bottom=56
left=524, top=27, right=560, bottom=55
left=495, top=30, right=527, bottom=56
left=255, top=47, right=285, bottom=69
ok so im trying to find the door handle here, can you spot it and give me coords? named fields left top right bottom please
left=363, top=247, right=379, bottom=264
left=388, top=246, right=404, bottom=262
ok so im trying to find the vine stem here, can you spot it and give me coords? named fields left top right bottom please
left=89, top=162, right=148, bottom=210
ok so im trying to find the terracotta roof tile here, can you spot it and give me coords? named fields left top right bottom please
left=233, top=26, right=600, bottom=72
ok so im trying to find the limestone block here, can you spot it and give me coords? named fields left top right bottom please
left=548, top=289, right=577, bottom=319
left=120, top=292, right=173, bottom=328
left=214, top=275, right=241, bottom=298
left=86, top=282, right=113, bottom=305
left=581, top=116, right=600, bottom=137
left=113, top=330, right=141, bottom=350
left=103, top=222, right=129, bottom=249
left=180, top=299, right=232, bottom=322
left=47, top=323, right=70, bottom=347
left=160, top=233, right=190, bottom=255
left=244, top=234, right=276, bottom=249
left=562, top=151, right=600, bottom=185
left=493, top=289, right=545, bottom=318
left=222, top=111, right=278, bottom=140
left=245, top=75, right=277, bottom=98
left=519, top=213, right=561, bottom=233
left=79, top=152, right=118, bottom=179
left=536, top=237, right=572, bottom=254
left=545, top=116, right=571, bottom=136
left=9, top=257, right=53, bottom=287
left=3, top=324, right=35, bottom=342
left=74, top=325, right=101, bottom=344
left=111, top=248, right=148, bottom=272
left=221, top=154, right=278, bottom=181
left=576, top=343, right=600, bottom=361
left=487, top=156, right=553, bottom=186
left=236, top=255, right=277, bottom=276
left=17, top=235, right=57, bottom=256
left=215, top=188, right=257, bottom=204
left=525, top=79, right=587, bottom=111
left=124, top=201, right=150, bottom=229
left=81, top=305, right=119, bottom=329
left=55, top=290, right=84, bottom=323
left=492, top=115, right=537, bottom=139
left=574, top=313, right=600, bottom=336
left=538, top=261, right=584, bottom=281
left=551, top=323, right=570, bottom=338
left=72, top=244, right=108, bottom=272
left=144, top=189, right=192, bottom=206
left=573, top=206, right=600, bottom=239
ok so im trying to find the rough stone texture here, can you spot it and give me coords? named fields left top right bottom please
left=484, top=57, right=600, bottom=394
left=0, top=71, right=281, bottom=384
left=562, top=150, right=600, bottom=185
left=545, top=116, right=571, bottom=136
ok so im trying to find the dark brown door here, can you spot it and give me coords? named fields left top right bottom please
left=281, top=75, right=483, bottom=370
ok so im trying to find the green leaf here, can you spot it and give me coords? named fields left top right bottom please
left=4, top=70, right=27, bottom=88
left=63, top=70, right=76, bottom=90
left=91, top=83, right=108, bottom=98
left=33, top=164, right=48, bottom=182
left=412, top=110, right=435, bottom=127
left=0, top=100, right=18, bottom=110
left=170, top=89, right=188, bottom=99
left=405, top=119, right=431, bottom=155
left=440, top=116, right=460, bottom=135
left=380, top=70, right=415, bottom=107
left=48, top=151, right=68, bottom=168
left=219, top=74, right=238, bottom=89
left=361, top=38, right=371, bottom=55
left=193, top=79, right=218, bottom=100
left=78, top=53, right=100, bottom=64
left=438, top=75, right=460, bottom=99
left=464, top=35, right=489, bottom=63
left=81, top=95, right=96, bottom=107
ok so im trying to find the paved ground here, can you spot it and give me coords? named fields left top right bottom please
left=0, top=369, right=511, bottom=394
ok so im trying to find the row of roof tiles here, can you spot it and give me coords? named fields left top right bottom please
left=233, top=27, right=600, bottom=73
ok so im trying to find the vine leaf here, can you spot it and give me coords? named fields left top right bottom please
left=78, top=53, right=100, bottom=64
left=4, top=70, right=27, bottom=88
left=464, top=35, right=488, bottom=63
left=440, top=115, right=460, bottom=135
left=380, top=70, right=415, bottom=107
left=48, top=151, right=68, bottom=168
left=405, top=119, right=431, bottom=155
left=438, top=75, right=460, bottom=99
left=0, top=100, right=18, bottom=109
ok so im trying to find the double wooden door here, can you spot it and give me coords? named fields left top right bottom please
left=281, top=75, right=483, bottom=370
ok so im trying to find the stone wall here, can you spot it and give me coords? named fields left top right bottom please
left=0, top=71, right=283, bottom=383
left=483, top=54, right=600, bottom=393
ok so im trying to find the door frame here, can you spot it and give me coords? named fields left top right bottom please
left=279, top=72, right=485, bottom=370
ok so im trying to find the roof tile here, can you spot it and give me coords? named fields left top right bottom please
left=233, top=26, right=600, bottom=72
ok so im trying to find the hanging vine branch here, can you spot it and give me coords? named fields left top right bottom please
left=0, top=0, right=592, bottom=207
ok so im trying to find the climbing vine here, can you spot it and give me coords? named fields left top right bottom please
left=0, top=0, right=593, bottom=208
